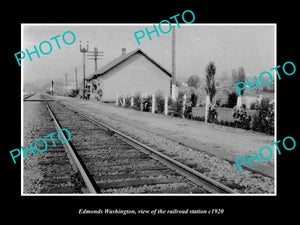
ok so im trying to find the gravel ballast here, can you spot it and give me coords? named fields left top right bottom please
left=55, top=96, right=275, bottom=194
left=23, top=100, right=83, bottom=194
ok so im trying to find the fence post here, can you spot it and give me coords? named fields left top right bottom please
left=236, top=96, right=242, bottom=109
left=182, top=94, right=186, bottom=118
left=152, top=94, right=155, bottom=113
left=131, top=95, right=134, bottom=107
left=205, top=95, right=210, bottom=123
left=171, top=84, right=176, bottom=100
left=116, top=92, right=119, bottom=106
left=140, top=94, right=143, bottom=111
left=122, top=94, right=125, bottom=107
left=164, top=94, right=168, bottom=115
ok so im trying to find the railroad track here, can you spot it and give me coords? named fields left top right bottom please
left=24, top=93, right=236, bottom=194
left=23, top=92, right=35, bottom=100
left=23, top=93, right=85, bottom=193
left=39, top=95, right=236, bottom=194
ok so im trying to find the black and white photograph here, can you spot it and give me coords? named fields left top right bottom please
left=21, top=24, right=275, bottom=195
left=3, top=5, right=298, bottom=220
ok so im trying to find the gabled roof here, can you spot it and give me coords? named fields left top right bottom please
left=86, top=48, right=172, bottom=81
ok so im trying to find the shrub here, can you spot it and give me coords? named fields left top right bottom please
left=172, top=92, right=185, bottom=117
left=226, top=92, right=238, bottom=108
left=251, top=98, right=274, bottom=135
left=168, top=95, right=174, bottom=106
left=133, top=92, right=142, bottom=110
left=117, top=95, right=130, bottom=107
left=124, top=96, right=131, bottom=107
left=167, top=96, right=176, bottom=116
left=217, top=120, right=235, bottom=127
left=193, top=116, right=205, bottom=122
left=215, top=119, right=233, bottom=127
left=215, top=98, right=221, bottom=107
left=117, top=95, right=123, bottom=106
left=142, top=95, right=152, bottom=112
left=184, top=103, right=193, bottom=119
left=190, top=92, right=198, bottom=107
left=167, top=93, right=193, bottom=118
left=250, top=102, right=258, bottom=110
left=232, top=107, right=252, bottom=130
left=207, top=104, right=218, bottom=123
left=155, top=91, right=165, bottom=114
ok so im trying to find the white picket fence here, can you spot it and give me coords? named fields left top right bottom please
left=116, top=92, right=188, bottom=115
left=116, top=92, right=217, bottom=122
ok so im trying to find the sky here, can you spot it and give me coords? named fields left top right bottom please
left=22, top=24, right=275, bottom=88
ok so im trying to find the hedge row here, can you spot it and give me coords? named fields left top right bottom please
left=117, top=92, right=274, bottom=135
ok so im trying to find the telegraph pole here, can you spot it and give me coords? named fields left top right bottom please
left=80, top=41, right=89, bottom=99
left=171, top=26, right=176, bottom=100
left=75, top=67, right=78, bottom=91
left=72, top=66, right=80, bottom=91
left=87, top=47, right=104, bottom=72
left=65, top=73, right=68, bottom=86
left=63, top=72, right=68, bottom=95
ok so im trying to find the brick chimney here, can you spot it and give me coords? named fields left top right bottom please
left=121, top=48, right=126, bottom=56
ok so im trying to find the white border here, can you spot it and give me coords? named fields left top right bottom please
left=21, top=23, right=277, bottom=196
left=21, top=23, right=24, bottom=195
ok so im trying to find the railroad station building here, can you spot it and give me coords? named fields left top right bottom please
left=85, top=48, right=172, bottom=102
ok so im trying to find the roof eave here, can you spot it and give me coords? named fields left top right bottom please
left=86, top=48, right=173, bottom=80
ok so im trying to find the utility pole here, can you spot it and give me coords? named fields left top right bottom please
left=65, top=73, right=68, bottom=86
left=72, top=66, right=80, bottom=91
left=63, top=72, right=68, bottom=95
left=87, top=47, right=104, bottom=72
left=74, top=67, right=77, bottom=91
left=80, top=41, right=89, bottom=99
left=171, top=26, right=176, bottom=100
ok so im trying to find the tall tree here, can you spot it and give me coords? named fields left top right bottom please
left=186, top=75, right=200, bottom=89
left=232, top=67, right=246, bottom=108
left=232, top=67, right=246, bottom=95
left=205, top=62, right=217, bottom=102
left=205, top=62, right=217, bottom=123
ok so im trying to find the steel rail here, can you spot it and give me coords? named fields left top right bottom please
left=59, top=100, right=237, bottom=194
left=23, top=92, right=35, bottom=100
left=43, top=98, right=99, bottom=194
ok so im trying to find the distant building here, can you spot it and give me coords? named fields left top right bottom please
left=85, top=48, right=172, bottom=102
left=65, top=81, right=78, bottom=92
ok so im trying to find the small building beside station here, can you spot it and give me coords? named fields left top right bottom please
left=85, top=48, right=172, bottom=102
